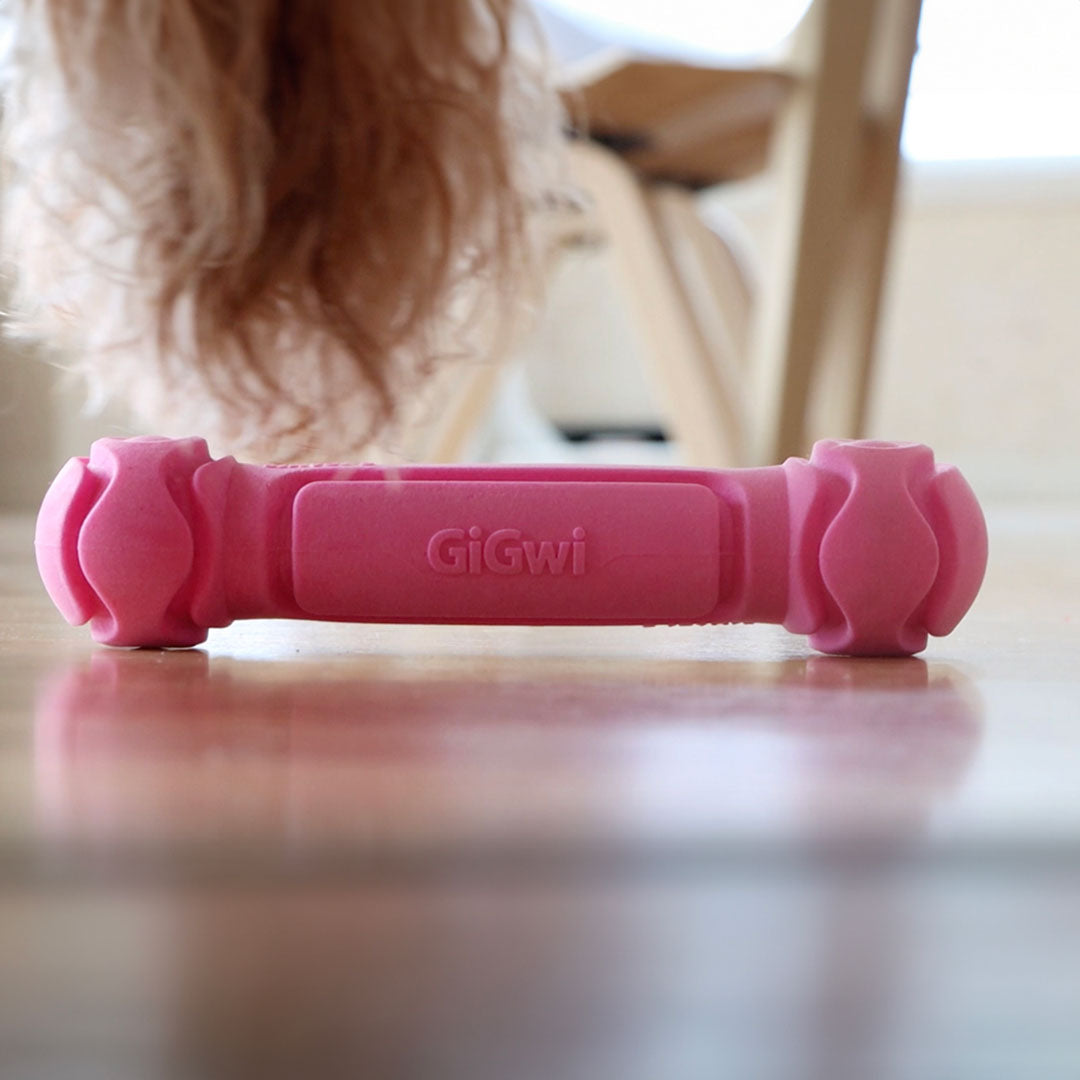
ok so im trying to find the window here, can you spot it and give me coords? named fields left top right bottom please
left=539, top=0, right=1080, bottom=161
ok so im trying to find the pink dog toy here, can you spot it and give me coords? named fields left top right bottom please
left=35, top=437, right=987, bottom=655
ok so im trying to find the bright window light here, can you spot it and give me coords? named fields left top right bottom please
left=535, top=0, right=810, bottom=62
left=903, top=0, right=1080, bottom=160
left=540, top=0, right=1080, bottom=161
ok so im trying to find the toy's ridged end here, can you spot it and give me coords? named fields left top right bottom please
left=787, top=440, right=988, bottom=657
left=35, top=437, right=213, bottom=647
left=35, top=456, right=102, bottom=629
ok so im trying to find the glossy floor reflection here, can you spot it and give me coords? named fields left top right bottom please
left=2, top=510, right=1080, bottom=1079
left=31, top=650, right=982, bottom=874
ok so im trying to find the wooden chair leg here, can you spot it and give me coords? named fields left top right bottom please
left=748, top=0, right=878, bottom=465
left=680, top=199, right=756, bottom=368
left=570, top=139, right=739, bottom=467
left=813, top=0, right=923, bottom=441
left=647, top=185, right=753, bottom=463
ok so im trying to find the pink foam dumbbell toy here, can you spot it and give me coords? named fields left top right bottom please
left=35, top=436, right=987, bottom=655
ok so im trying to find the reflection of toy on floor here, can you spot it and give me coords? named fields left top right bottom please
left=33, top=646, right=982, bottom=852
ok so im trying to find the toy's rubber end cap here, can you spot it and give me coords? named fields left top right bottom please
left=35, top=456, right=102, bottom=628
left=803, top=440, right=987, bottom=657
left=78, top=437, right=211, bottom=648
left=922, top=465, right=988, bottom=638
left=36, top=437, right=214, bottom=648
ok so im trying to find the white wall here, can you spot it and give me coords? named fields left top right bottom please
left=865, top=160, right=1080, bottom=500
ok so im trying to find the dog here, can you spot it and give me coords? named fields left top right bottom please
left=2, top=0, right=556, bottom=458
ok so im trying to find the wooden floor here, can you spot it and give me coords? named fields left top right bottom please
left=2, top=505, right=1079, bottom=1079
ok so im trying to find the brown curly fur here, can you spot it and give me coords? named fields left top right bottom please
left=1, top=0, right=555, bottom=457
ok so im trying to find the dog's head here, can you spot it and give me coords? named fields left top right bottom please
left=2, top=0, right=556, bottom=456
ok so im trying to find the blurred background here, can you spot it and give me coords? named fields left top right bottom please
left=2, top=0, right=1079, bottom=502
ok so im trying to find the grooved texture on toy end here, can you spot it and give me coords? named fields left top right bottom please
left=799, top=440, right=987, bottom=657
left=35, top=456, right=103, bottom=628
left=36, top=437, right=214, bottom=648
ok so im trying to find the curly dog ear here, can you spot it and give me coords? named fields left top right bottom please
left=2, top=0, right=556, bottom=457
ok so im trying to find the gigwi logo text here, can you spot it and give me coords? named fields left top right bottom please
left=427, top=527, right=587, bottom=577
